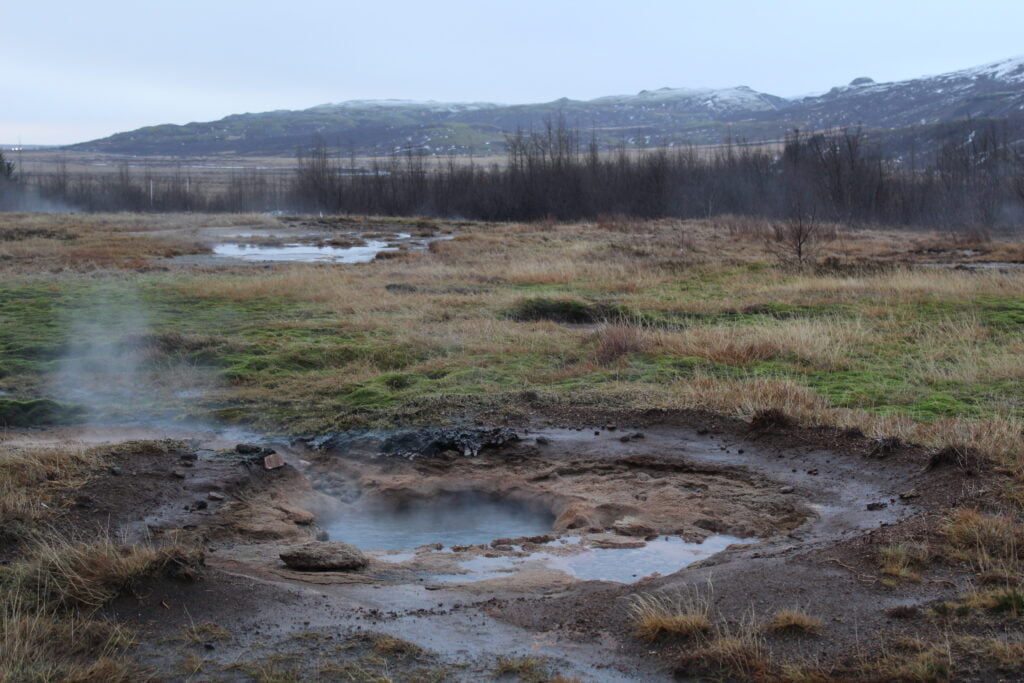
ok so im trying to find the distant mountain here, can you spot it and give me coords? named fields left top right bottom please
left=69, top=55, right=1024, bottom=158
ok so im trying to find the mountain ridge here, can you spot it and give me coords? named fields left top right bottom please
left=69, top=55, right=1024, bottom=157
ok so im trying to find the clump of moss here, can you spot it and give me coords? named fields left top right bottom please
left=0, top=398, right=85, bottom=428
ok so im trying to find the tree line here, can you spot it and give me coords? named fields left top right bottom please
left=6, top=121, right=1024, bottom=231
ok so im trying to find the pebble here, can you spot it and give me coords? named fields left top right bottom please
left=780, top=485, right=795, bottom=494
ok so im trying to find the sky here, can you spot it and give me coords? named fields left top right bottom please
left=5, top=0, right=1024, bottom=145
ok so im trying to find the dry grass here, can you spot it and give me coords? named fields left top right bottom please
left=0, top=212, right=223, bottom=274
left=942, top=508, right=1023, bottom=581
left=7, top=533, right=198, bottom=609
left=493, top=655, right=548, bottom=681
left=628, top=590, right=712, bottom=641
left=182, top=620, right=229, bottom=645
left=0, top=598, right=143, bottom=682
left=591, top=324, right=652, bottom=365
left=860, top=637, right=953, bottom=682
left=763, top=609, right=823, bottom=635
left=880, top=543, right=930, bottom=583
left=0, top=443, right=102, bottom=524
left=676, top=615, right=771, bottom=681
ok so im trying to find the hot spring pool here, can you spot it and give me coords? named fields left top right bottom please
left=324, top=493, right=555, bottom=550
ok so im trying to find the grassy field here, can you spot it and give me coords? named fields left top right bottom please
left=2, top=211, right=1024, bottom=679
left=3, top=213, right=1022, bottom=450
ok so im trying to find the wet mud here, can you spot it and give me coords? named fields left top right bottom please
left=5, top=413, right=970, bottom=680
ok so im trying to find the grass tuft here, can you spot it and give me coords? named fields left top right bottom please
left=764, top=608, right=823, bottom=635
left=628, top=590, right=712, bottom=641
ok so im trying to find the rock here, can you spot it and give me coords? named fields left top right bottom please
left=179, top=452, right=198, bottom=462
left=780, top=485, right=795, bottom=494
left=535, top=436, right=551, bottom=445
left=898, top=490, right=919, bottom=500
left=275, top=504, right=315, bottom=525
left=263, top=453, right=286, bottom=470
left=279, top=542, right=369, bottom=571
left=593, top=539, right=646, bottom=549
left=108, top=465, right=122, bottom=476
left=636, top=472, right=651, bottom=482
left=613, top=516, right=656, bottom=537
left=235, top=443, right=263, bottom=455
left=172, top=469, right=187, bottom=479
left=630, top=432, right=645, bottom=440
left=866, top=502, right=888, bottom=511
left=208, top=492, right=225, bottom=501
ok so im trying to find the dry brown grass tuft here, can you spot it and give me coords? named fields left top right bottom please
left=676, top=628, right=771, bottom=680
left=628, top=590, right=712, bottom=641
left=8, top=534, right=200, bottom=609
left=0, top=443, right=103, bottom=524
left=764, top=609, right=823, bottom=635
left=860, top=637, right=953, bottom=682
left=879, top=543, right=930, bottom=583
left=0, top=598, right=143, bottom=682
left=591, top=324, right=652, bottom=365
left=493, top=654, right=548, bottom=681
left=182, top=620, right=229, bottom=645
left=941, top=509, right=1023, bottom=581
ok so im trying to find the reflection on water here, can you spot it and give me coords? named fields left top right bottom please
left=325, top=493, right=555, bottom=550
left=213, top=240, right=396, bottom=263
left=437, top=535, right=757, bottom=584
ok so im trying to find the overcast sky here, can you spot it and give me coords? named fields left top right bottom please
left=5, top=0, right=1024, bottom=145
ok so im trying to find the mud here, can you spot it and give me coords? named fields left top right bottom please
left=7, top=411, right=979, bottom=680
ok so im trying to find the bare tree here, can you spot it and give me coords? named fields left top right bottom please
left=765, top=204, right=830, bottom=267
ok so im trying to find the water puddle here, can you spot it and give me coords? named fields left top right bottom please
left=325, top=493, right=555, bottom=550
left=212, top=240, right=396, bottom=263
left=435, top=535, right=756, bottom=584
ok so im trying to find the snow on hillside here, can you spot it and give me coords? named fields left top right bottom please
left=308, top=100, right=502, bottom=113
left=591, top=85, right=780, bottom=111
left=949, top=55, right=1024, bottom=83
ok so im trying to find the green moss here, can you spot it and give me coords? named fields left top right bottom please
left=505, top=297, right=608, bottom=324
left=0, top=398, right=85, bottom=427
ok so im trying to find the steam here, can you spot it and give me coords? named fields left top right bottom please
left=51, top=286, right=213, bottom=425
left=0, top=178, right=77, bottom=213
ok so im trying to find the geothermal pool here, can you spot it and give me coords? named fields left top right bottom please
left=325, top=493, right=556, bottom=550
left=323, top=493, right=756, bottom=584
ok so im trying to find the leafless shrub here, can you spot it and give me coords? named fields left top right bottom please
left=765, top=213, right=835, bottom=267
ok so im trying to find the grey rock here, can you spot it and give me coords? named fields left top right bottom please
left=280, top=542, right=369, bottom=571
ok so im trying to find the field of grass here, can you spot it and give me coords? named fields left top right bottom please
left=2, top=211, right=1024, bottom=679
left=3, top=214, right=1021, bottom=451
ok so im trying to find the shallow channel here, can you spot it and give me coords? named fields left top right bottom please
left=212, top=240, right=397, bottom=263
